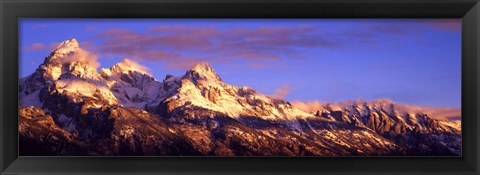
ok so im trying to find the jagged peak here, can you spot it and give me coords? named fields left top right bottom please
left=37, top=39, right=102, bottom=80
left=53, top=38, right=80, bottom=54
left=183, top=63, right=222, bottom=82
left=44, top=38, right=89, bottom=66
left=56, top=38, right=78, bottom=47
left=191, top=63, right=214, bottom=72
left=104, top=59, right=151, bottom=76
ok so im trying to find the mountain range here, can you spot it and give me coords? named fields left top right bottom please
left=19, top=39, right=461, bottom=156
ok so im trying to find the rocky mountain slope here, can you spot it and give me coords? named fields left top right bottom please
left=19, top=39, right=461, bottom=156
left=292, top=99, right=462, bottom=122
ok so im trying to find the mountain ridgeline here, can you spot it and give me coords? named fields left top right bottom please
left=19, top=39, right=461, bottom=156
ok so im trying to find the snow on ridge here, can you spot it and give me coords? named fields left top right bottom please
left=183, top=63, right=222, bottom=82
left=102, top=58, right=151, bottom=76
left=38, top=39, right=99, bottom=77
left=20, top=39, right=314, bottom=123
left=291, top=99, right=461, bottom=122
left=166, top=64, right=312, bottom=122
left=54, top=79, right=118, bottom=105
left=53, top=38, right=79, bottom=55
left=21, top=39, right=437, bottom=122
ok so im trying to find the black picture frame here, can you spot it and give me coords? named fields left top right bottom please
left=1, top=0, right=479, bottom=174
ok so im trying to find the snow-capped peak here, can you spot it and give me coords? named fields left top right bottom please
left=101, top=59, right=151, bottom=76
left=45, top=38, right=98, bottom=67
left=192, top=63, right=214, bottom=72
left=99, top=59, right=162, bottom=109
left=38, top=38, right=101, bottom=81
left=54, top=38, right=79, bottom=52
left=45, top=39, right=81, bottom=64
left=183, top=63, right=222, bottom=82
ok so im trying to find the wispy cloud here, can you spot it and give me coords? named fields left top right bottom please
left=24, top=43, right=47, bottom=52
left=428, top=19, right=461, bottom=32
left=341, top=19, right=460, bottom=46
left=270, top=84, right=291, bottom=99
left=61, top=48, right=101, bottom=69
left=115, top=59, right=151, bottom=75
left=82, top=19, right=460, bottom=70
left=90, top=25, right=336, bottom=69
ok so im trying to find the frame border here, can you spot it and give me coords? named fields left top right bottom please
left=1, top=0, right=479, bottom=174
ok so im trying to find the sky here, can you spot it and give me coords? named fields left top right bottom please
left=19, top=19, right=461, bottom=107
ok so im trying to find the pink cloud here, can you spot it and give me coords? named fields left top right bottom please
left=80, top=20, right=460, bottom=71
left=370, top=25, right=408, bottom=35
left=225, top=51, right=279, bottom=60
left=24, top=43, right=47, bottom=52
left=90, top=25, right=335, bottom=70
left=429, top=20, right=461, bottom=32
left=221, top=26, right=336, bottom=51
left=343, top=19, right=460, bottom=41
left=164, top=58, right=209, bottom=70
left=290, top=100, right=326, bottom=113
left=270, top=84, right=291, bottom=99
left=228, top=25, right=315, bottom=37
left=148, top=25, right=220, bottom=37
left=115, top=59, right=151, bottom=75
left=99, top=43, right=178, bottom=60
left=100, top=28, right=135, bottom=36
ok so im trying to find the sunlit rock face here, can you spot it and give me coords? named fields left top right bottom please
left=18, top=39, right=461, bottom=156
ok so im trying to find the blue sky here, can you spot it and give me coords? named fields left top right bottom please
left=19, top=19, right=461, bottom=107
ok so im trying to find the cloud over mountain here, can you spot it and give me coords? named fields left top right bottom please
left=271, top=84, right=291, bottom=99
left=91, top=25, right=336, bottom=69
